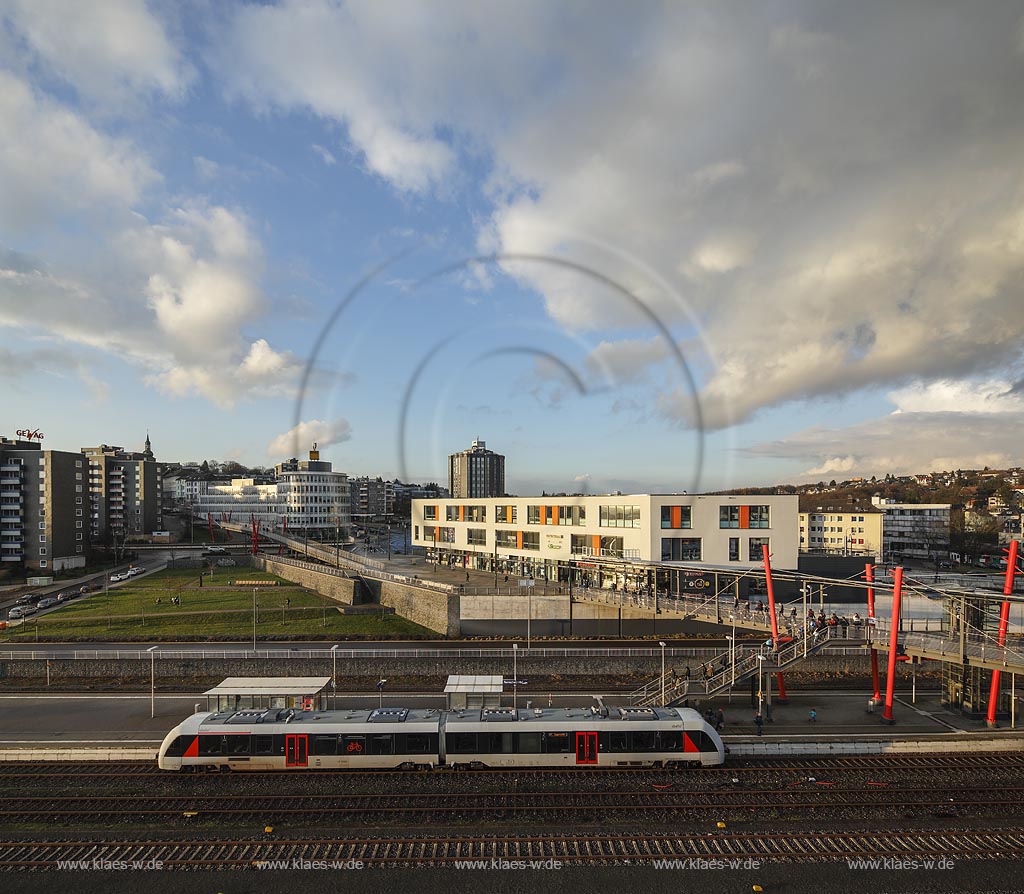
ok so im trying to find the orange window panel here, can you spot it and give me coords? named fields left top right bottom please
left=592, top=534, right=601, bottom=555
left=459, top=505, right=465, bottom=521
left=434, top=526, right=440, bottom=542
left=739, top=505, right=750, bottom=529
left=671, top=506, right=681, bottom=529
left=551, top=506, right=559, bottom=525
left=516, top=531, right=524, bottom=550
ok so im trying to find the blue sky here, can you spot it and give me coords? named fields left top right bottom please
left=3, top=1, right=1024, bottom=494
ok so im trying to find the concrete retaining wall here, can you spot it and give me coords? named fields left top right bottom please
left=358, top=579, right=459, bottom=637
left=0, top=653, right=918, bottom=682
left=253, top=556, right=361, bottom=606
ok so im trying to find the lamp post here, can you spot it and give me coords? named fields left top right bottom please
left=802, top=583, right=808, bottom=659
left=726, top=633, right=735, bottom=690
left=513, top=643, right=519, bottom=711
left=527, top=586, right=532, bottom=650
left=659, top=641, right=666, bottom=705
left=331, top=644, right=339, bottom=710
left=377, top=678, right=387, bottom=709
left=147, top=646, right=158, bottom=719
left=252, top=587, right=258, bottom=651
left=757, top=655, right=766, bottom=714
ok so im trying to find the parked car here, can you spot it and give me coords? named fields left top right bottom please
left=110, top=573, right=128, bottom=583
left=128, top=567, right=145, bottom=576
left=8, top=605, right=34, bottom=619
left=203, top=546, right=228, bottom=555
left=36, top=597, right=57, bottom=610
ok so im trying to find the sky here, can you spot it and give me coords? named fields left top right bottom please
left=2, top=1, right=1024, bottom=495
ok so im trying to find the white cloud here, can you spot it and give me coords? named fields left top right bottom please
left=267, top=418, right=353, bottom=459
left=2, top=0, right=190, bottom=104
left=888, top=379, right=1024, bottom=415
left=803, top=456, right=857, bottom=478
left=312, top=143, right=337, bottom=165
left=0, top=70, right=158, bottom=232
left=215, top=4, right=1024, bottom=429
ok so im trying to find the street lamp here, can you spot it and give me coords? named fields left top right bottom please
left=376, top=678, right=387, bottom=709
left=513, top=643, right=519, bottom=711
left=147, top=646, right=159, bottom=719
left=726, top=633, right=735, bottom=689
left=252, top=587, right=258, bottom=651
left=659, top=641, right=666, bottom=705
left=756, top=654, right=766, bottom=714
left=331, top=644, right=340, bottom=710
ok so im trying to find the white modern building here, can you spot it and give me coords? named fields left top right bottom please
left=411, top=493, right=798, bottom=592
left=195, top=447, right=350, bottom=537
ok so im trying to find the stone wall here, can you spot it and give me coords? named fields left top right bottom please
left=359, top=579, right=460, bottom=637
left=253, top=556, right=362, bottom=606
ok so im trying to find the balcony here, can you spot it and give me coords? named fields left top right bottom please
left=0, top=464, right=22, bottom=473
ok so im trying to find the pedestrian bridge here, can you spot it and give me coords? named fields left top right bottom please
left=866, top=619, right=1024, bottom=675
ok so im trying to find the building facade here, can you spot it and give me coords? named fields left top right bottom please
left=448, top=439, right=505, bottom=499
left=195, top=448, right=350, bottom=536
left=871, top=496, right=952, bottom=562
left=798, top=498, right=883, bottom=560
left=411, top=493, right=799, bottom=591
left=82, top=441, right=162, bottom=543
left=350, top=476, right=395, bottom=519
left=1, top=437, right=88, bottom=571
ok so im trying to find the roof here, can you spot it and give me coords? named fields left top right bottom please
left=798, top=496, right=881, bottom=514
left=204, top=676, right=332, bottom=696
left=444, top=674, right=505, bottom=694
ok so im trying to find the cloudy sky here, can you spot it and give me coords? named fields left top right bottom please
left=3, top=1, right=1024, bottom=493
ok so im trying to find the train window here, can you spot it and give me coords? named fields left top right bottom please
left=481, top=732, right=512, bottom=753
left=658, top=731, right=683, bottom=751
left=609, top=732, right=628, bottom=752
left=254, top=736, right=274, bottom=755
left=197, top=736, right=225, bottom=756
left=544, top=732, right=571, bottom=754
left=447, top=733, right=478, bottom=754
left=630, top=731, right=656, bottom=752
left=227, top=736, right=251, bottom=755
left=402, top=734, right=432, bottom=754
left=691, top=731, right=715, bottom=752
left=369, top=734, right=394, bottom=755
left=342, top=736, right=366, bottom=755
left=312, top=735, right=338, bottom=756
left=164, top=736, right=189, bottom=757
left=514, top=732, right=541, bottom=753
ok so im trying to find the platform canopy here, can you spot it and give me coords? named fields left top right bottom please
left=204, top=677, right=332, bottom=711
left=204, top=677, right=332, bottom=697
left=443, top=674, right=505, bottom=694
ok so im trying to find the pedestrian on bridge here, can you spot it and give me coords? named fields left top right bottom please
left=684, top=665, right=690, bottom=681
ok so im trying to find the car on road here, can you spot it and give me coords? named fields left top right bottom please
left=7, top=605, right=34, bottom=620
left=36, top=597, right=57, bottom=610
left=128, top=567, right=145, bottom=576
left=15, top=594, right=40, bottom=607
left=203, top=546, right=228, bottom=555
left=110, top=572, right=128, bottom=583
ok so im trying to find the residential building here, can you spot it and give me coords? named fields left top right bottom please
left=871, top=495, right=952, bottom=562
left=350, top=476, right=394, bottom=519
left=448, top=439, right=505, bottom=499
left=1, top=436, right=88, bottom=571
left=81, top=438, right=162, bottom=543
left=411, top=493, right=799, bottom=592
left=798, top=497, right=883, bottom=560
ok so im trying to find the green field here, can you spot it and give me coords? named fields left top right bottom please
left=0, top=568, right=433, bottom=641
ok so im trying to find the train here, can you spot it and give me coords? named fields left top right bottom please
left=158, top=704, right=725, bottom=771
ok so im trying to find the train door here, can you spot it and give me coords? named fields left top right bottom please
left=575, top=731, right=598, bottom=765
left=285, top=734, right=308, bottom=767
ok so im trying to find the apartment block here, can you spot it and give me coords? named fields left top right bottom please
left=82, top=437, right=162, bottom=543
left=798, top=497, right=883, bottom=560
left=448, top=439, right=505, bottom=499
left=0, top=437, right=88, bottom=571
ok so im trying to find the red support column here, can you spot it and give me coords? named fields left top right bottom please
left=881, top=567, right=904, bottom=724
left=776, top=672, right=789, bottom=704
left=986, top=540, right=1019, bottom=728
left=761, top=544, right=780, bottom=647
left=866, top=563, right=881, bottom=703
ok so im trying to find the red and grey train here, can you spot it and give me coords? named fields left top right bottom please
left=158, top=704, right=725, bottom=771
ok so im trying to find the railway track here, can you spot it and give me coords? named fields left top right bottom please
left=3, top=752, right=1024, bottom=779
left=3, top=829, right=1024, bottom=868
left=2, top=786, right=1022, bottom=822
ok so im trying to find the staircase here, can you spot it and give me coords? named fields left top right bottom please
left=630, top=626, right=839, bottom=708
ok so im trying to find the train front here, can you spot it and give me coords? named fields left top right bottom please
left=157, top=713, right=207, bottom=770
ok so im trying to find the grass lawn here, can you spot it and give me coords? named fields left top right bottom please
left=0, top=568, right=434, bottom=641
